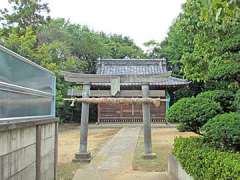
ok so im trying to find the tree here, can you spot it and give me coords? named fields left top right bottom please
left=103, top=34, right=145, bottom=59
left=144, top=40, right=163, bottom=58
left=0, top=0, right=146, bottom=122
left=0, top=0, right=50, bottom=31
left=161, top=0, right=240, bottom=91
left=160, top=1, right=203, bottom=76
left=37, top=19, right=145, bottom=73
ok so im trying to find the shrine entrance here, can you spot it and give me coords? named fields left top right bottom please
left=63, top=71, right=174, bottom=162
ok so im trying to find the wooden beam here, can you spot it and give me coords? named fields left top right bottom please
left=63, top=71, right=172, bottom=83
left=67, top=89, right=165, bottom=97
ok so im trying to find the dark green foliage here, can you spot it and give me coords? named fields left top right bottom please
left=196, top=90, right=235, bottom=112
left=173, top=137, right=240, bottom=180
left=234, top=90, right=240, bottom=112
left=208, top=62, right=240, bottom=82
left=166, top=97, right=222, bottom=133
left=58, top=102, right=97, bottom=123
left=201, top=112, right=240, bottom=151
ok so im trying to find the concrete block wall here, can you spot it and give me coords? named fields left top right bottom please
left=168, top=154, right=193, bottom=180
left=0, top=118, right=57, bottom=180
left=40, top=123, right=55, bottom=180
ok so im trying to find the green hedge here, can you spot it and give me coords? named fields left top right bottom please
left=196, top=90, right=235, bottom=112
left=166, top=97, right=222, bottom=133
left=173, top=137, right=240, bottom=180
left=201, top=112, right=240, bottom=151
left=234, top=89, right=240, bottom=112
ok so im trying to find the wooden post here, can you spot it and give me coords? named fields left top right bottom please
left=54, top=122, right=58, bottom=180
left=36, top=125, right=41, bottom=180
left=73, top=83, right=91, bottom=162
left=97, top=104, right=100, bottom=124
left=142, top=83, right=156, bottom=159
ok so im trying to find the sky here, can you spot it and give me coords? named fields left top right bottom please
left=1, top=0, right=185, bottom=48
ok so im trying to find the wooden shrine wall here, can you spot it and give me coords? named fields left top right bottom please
left=98, top=101, right=166, bottom=123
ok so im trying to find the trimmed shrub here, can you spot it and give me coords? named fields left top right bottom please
left=166, top=97, right=222, bottom=133
left=196, top=90, right=235, bottom=112
left=173, top=137, right=240, bottom=180
left=234, top=89, right=240, bottom=112
left=201, top=112, right=240, bottom=151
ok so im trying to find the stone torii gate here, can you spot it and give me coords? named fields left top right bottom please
left=64, top=72, right=171, bottom=162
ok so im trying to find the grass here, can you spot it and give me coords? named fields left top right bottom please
left=57, top=163, right=81, bottom=180
left=132, top=128, right=197, bottom=172
left=132, top=133, right=171, bottom=172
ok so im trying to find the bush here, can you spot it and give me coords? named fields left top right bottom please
left=168, top=82, right=204, bottom=105
left=166, top=97, right=222, bottom=133
left=173, top=137, right=240, bottom=180
left=201, top=112, right=240, bottom=151
left=196, top=90, right=235, bottom=112
left=234, top=90, right=240, bottom=112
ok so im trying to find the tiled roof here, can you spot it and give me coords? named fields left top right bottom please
left=96, top=59, right=167, bottom=75
left=94, top=59, right=190, bottom=87
left=92, top=77, right=190, bottom=87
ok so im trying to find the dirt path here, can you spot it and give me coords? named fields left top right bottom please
left=73, top=128, right=171, bottom=180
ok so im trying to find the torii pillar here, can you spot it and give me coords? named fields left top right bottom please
left=73, top=83, right=91, bottom=162
left=142, top=83, right=156, bottom=159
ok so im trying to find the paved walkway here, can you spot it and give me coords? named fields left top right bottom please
left=73, top=128, right=170, bottom=180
